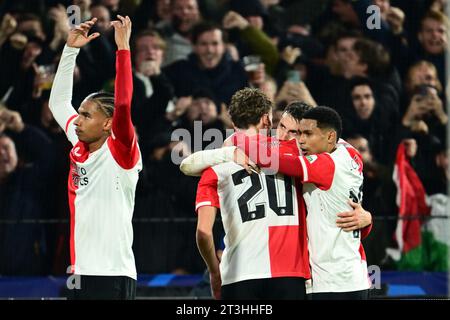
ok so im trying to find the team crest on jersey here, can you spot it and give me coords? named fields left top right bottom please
left=306, top=155, right=318, bottom=163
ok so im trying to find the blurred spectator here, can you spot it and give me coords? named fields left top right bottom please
left=222, top=10, right=279, bottom=75
left=404, top=60, right=443, bottom=99
left=133, top=133, right=202, bottom=274
left=0, top=108, right=54, bottom=275
left=0, top=13, right=17, bottom=48
left=374, top=0, right=406, bottom=36
left=133, top=0, right=172, bottom=30
left=131, top=29, right=175, bottom=145
left=48, top=5, right=70, bottom=52
left=409, top=10, right=448, bottom=87
left=259, top=75, right=278, bottom=103
left=342, top=77, right=398, bottom=164
left=164, top=22, right=248, bottom=106
left=401, top=84, right=447, bottom=141
left=16, top=13, right=46, bottom=43
left=402, top=60, right=444, bottom=114
left=275, top=80, right=317, bottom=109
left=0, top=33, right=45, bottom=119
left=178, top=88, right=225, bottom=142
left=159, top=0, right=202, bottom=67
left=346, top=134, right=397, bottom=267
left=89, top=3, right=111, bottom=35
left=352, top=37, right=402, bottom=97
left=73, top=0, right=93, bottom=22
left=100, top=0, right=120, bottom=18
left=422, top=139, right=449, bottom=195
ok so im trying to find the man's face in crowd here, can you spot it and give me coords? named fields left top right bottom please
left=351, top=84, right=375, bottom=120
left=418, top=18, right=448, bottom=55
left=276, top=113, right=300, bottom=141
left=298, top=119, right=335, bottom=156
left=134, top=35, right=164, bottom=72
left=193, top=98, right=217, bottom=124
left=335, top=37, right=357, bottom=68
left=18, top=19, right=46, bottom=41
left=347, top=137, right=373, bottom=164
left=194, top=29, right=225, bottom=69
left=172, top=0, right=200, bottom=34
left=73, top=100, right=111, bottom=144
left=0, top=136, right=18, bottom=179
left=90, top=5, right=111, bottom=33
left=409, top=64, right=440, bottom=90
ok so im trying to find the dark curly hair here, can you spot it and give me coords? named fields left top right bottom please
left=228, top=88, right=273, bottom=129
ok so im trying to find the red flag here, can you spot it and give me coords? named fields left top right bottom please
left=393, top=142, right=430, bottom=253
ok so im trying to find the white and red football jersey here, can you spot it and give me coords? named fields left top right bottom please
left=298, top=143, right=370, bottom=293
left=233, top=134, right=371, bottom=293
left=50, top=46, right=141, bottom=279
left=196, top=137, right=310, bottom=286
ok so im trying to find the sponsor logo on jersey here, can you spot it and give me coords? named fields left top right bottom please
left=71, top=163, right=89, bottom=187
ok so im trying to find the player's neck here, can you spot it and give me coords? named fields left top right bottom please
left=87, top=135, right=108, bottom=153
left=328, top=144, right=337, bottom=153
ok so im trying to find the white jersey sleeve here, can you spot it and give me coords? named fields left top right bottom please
left=49, top=45, right=79, bottom=146
left=180, top=146, right=236, bottom=176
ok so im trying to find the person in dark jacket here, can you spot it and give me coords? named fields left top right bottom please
left=0, top=109, right=54, bottom=275
left=164, top=21, right=248, bottom=107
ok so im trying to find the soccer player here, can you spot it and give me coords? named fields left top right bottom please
left=49, top=16, right=141, bottom=299
left=182, top=93, right=372, bottom=299
left=194, top=90, right=311, bottom=300
left=235, top=106, right=372, bottom=299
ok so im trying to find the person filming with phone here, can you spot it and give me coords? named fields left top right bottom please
left=402, top=83, right=448, bottom=138
left=275, top=69, right=317, bottom=108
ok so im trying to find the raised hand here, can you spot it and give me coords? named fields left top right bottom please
left=110, top=15, right=131, bottom=50
left=222, top=11, right=248, bottom=30
left=66, top=17, right=100, bottom=48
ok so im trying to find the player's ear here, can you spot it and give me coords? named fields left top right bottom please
left=327, top=130, right=336, bottom=144
left=262, top=113, right=272, bottom=129
left=104, top=118, right=113, bottom=131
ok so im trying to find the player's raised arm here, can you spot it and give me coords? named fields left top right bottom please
left=49, top=18, right=100, bottom=145
left=109, top=15, right=139, bottom=168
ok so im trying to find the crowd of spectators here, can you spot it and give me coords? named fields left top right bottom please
left=0, top=0, right=448, bottom=276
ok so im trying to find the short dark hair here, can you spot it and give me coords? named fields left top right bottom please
left=229, top=88, right=273, bottom=129
left=349, top=77, right=374, bottom=93
left=332, top=30, right=362, bottom=48
left=353, top=38, right=390, bottom=77
left=302, top=106, right=342, bottom=142
left=283, top=101, right=313, bottom=122
left=191, top=21, right=225, bottom=44
left=84, top=92, right=115, bottom=117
